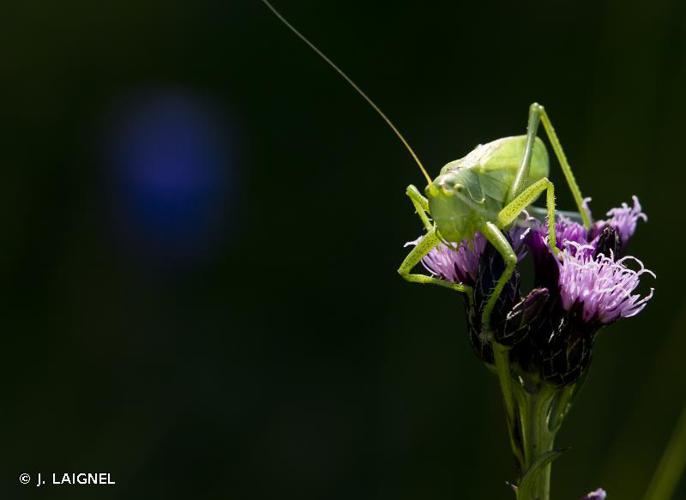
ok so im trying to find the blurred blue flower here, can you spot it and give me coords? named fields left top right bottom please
left=105, top=87, right=240, bottom=265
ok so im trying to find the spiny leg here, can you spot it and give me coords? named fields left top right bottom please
left=479, top=222, right=519, bottom=332
left=478, top=223, right=519, bottom=432
left=498, top=177, right=558, bottom=253
left=397, top=227, right=470, bottom=293
left=510, top=102, right=591, bottom=228
left=509, top=103, right=543, bottom=203
left=405, top=184, right=432, bottom=231
left=537, top=104, right=590, bottom=227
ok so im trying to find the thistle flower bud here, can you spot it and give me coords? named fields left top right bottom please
left=472, top=241, right=522, bottom=341
left=513, top=299, right=597, bottom=386
left=462, top=241, right=518, bottom=364
left=503, top=288, right=550, bottom=346
left=593, top=226, right=621, bottom=258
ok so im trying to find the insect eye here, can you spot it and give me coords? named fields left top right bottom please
left=436, top=177, right=463, bottom=196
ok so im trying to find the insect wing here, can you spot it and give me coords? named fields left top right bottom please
left=476, top=168, right=513, bottom=203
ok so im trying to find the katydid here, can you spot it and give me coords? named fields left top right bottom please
left=261, top=0, right=592, bottom=333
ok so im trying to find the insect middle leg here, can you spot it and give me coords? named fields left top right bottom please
left=478, top=222, right=519, bottom=334
left=478, top=222, right=520, bottom=451
left=510, top=103, right=591, bottom=228
left=498, top=176, right=558, bottom=252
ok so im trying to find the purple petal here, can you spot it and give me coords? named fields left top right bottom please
left=592, top=196, right=647, bottom=247
left=557, top=243, right=655, bottom=324
left=580, top=488, right=607, bottom=500
left=405, top=233, right=486, bottom=285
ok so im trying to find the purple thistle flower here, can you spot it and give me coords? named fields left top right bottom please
left=515, top=217, right=654, bottom=384
left=580, top=488, right=607, bottom=500
left=557, top=242, right=655, bottom=325
left=407, top=233, right=486, bottom=286
left=589, top=196, right=647, bottom=248
left=556, top=217, right=588, bottom=249
left=548, top=216, right=588, bottom=250
left=528, top=196, right=645, bottom=258
left=404, top=197, right=654, bottom=384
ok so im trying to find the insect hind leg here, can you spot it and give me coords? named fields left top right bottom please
left=498, top=177, right=558, bottom=253
left=510, top=103, right=591, bottom=229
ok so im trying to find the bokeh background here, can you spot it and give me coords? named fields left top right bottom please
left=2, top=0, right=685, bottom=499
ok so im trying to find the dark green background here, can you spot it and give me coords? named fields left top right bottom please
left=2, top=0, right=684, bottom=499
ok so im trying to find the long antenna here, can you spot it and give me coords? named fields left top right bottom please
left=260, top=0, right=433, bottom=185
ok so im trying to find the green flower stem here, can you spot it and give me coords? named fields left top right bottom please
left=493, top=344, right=525, bottom=469
left=491, top=342, right=569, bottom=500
left=643, top=403, right=686, bottom=500
left=514, top=384, right=558, bottom=500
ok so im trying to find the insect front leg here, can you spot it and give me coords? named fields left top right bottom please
left=397, top=228, right=470, bottom=293
left=510, top=103, right=591, bottom=228
left=405, top=184, right=432, bottom=231
left=498, top=177, right=558, bottom=253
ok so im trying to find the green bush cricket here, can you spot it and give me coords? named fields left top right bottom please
left=261, top=0, right=592, bottom=333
